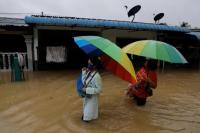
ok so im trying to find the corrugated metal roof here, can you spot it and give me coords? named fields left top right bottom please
left=25, top=15, right=190, bottom=33
left=0, top=17, right=28, bottom=27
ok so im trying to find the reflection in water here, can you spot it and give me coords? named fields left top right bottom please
left=0, top=70, right=200, bottom=133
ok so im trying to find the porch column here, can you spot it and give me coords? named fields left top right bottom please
left=33, top=28, right=38, bottom=70
left=24, top=35, right=33, bottom=71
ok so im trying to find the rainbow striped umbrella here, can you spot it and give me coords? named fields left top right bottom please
left=74, top=36, right=137, bottom=84
left=122, top=40, right=187, bottom=64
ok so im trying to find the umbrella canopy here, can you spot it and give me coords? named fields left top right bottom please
left=74, top=36, right=137, bottom=84
left=122, top=40, right=188, bottom=64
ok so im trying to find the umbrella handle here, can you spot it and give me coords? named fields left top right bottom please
left=162, top=61, right=165, bottom=72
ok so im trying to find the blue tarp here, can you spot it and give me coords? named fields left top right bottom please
left=25, top=16, right=190, bottom=33
left=187, top=32, right=200, bottom=40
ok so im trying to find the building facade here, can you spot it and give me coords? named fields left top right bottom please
left=1, top=16, right=199, bottom=71
left=0, top=17, right=33, bottom=71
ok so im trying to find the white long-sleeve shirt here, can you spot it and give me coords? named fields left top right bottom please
left=82, top=69, right=102, bottom=121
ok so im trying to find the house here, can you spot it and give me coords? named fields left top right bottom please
left=0, top=17, right=33, bottom=71
left=1, top=15, right=199, bottom=71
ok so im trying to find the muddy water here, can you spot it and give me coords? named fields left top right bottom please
left=0, top=70, right=200, bottom=133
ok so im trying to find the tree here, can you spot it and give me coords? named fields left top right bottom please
left=180, top=21, right=191, bottom=28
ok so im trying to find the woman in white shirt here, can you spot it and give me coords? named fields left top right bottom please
left=82, top=57, right=102, bottom=122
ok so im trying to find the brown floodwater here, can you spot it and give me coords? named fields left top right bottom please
left=0, top=69, right=200, bottom=133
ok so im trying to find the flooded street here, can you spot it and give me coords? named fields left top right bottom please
left=0, top=70, right=200, bottom=133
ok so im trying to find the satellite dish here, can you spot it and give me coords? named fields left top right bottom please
left=154, top=13, right=164, bottom=24
left=128, top=5, right=141, bottom=22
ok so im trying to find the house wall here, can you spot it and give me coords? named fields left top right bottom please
left=102, top=29, right=157, bottom=43
left=34, top=26, right=102, bottom=70
left=33, top=26, right=158, bottom=70
left=32, top=25, right=200, bottom=70
left=0, top=27, right=33, bottom=71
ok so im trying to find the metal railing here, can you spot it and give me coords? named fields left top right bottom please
left=0, top=52, right=28, bottom=72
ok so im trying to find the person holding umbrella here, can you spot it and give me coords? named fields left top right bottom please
left=123, top=40, right=187, bottom=106
left=74, top=36, right=137, bottom=121
left=127, top=59, right=158, bottom=106
left=81, top=57, right=102, bottom=122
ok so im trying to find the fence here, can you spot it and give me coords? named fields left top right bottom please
left=0, top=52, right=28, bottom=72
